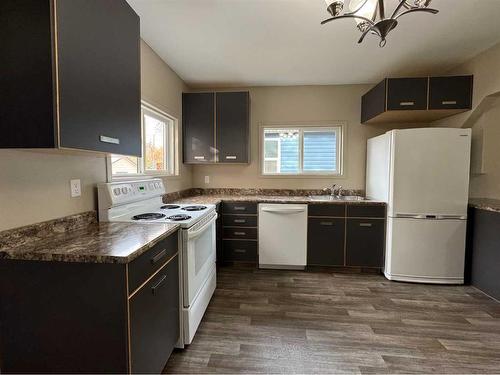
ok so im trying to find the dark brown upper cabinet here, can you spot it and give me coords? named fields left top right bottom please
left=183, top=93, right=216, bottom=163
left=0, top=0, right=141, bottom=156
left=429, top=76, right=473, bottom=110
left=216, top=92, right=250, bottom=163
left=183, top=91, right=250, bottom=164
left=361, top=75, right=473, bottom=124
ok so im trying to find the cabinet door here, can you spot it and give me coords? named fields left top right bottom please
left=216, top=92, right=250, bottom=163
left=130, top=256, right=179, bottom=374
left=361, top=79, right=387, bottom=123
left=387, top=78, right=428, bottom=111
left=307, top=218, right=345, bottom=266
left=346, top=219, right=385, bottom=267
left=183, top=93, right=215, bottom=163
left=429, top=76, right=473, bottom=110
left=56, top=0, right=141, bottom=156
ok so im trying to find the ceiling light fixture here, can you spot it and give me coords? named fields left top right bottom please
left=322, top=0, right=438, bottom=47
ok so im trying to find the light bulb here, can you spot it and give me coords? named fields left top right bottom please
left=349, top=0, right=378, bottom=32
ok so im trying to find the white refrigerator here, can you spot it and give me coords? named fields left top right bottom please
left=366, top=128, right=472, bottom=284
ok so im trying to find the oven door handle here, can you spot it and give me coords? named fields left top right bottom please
left=187, top=213, right=218, bottom=240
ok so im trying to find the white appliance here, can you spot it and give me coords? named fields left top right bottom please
left=258, top=204, right=308, bottom=269
left=97, top=179, right=217, bottom=346
left=366, top=128, right=472, bottom=284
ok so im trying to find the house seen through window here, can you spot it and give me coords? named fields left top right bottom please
left=262, top=126, right=342, bottom=175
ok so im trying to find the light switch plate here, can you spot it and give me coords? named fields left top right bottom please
left=70, top=179, right=81, bottom=197
left=204, top=176, right=210, bottom=184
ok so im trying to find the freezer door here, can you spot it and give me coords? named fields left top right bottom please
left=366, top=133, right=391, bottom=202
left=385, top=217, right=467, bottom=284
left=389, top=128, right=471, bottom=217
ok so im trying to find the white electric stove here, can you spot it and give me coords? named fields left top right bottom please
left=97, top=179, right=217, bottom=347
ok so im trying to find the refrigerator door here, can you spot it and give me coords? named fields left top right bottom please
left=366, top=133, right=391, bottom=202
left=385, top=217, right=467, bottom=284
left=389, top=128, right=471, bottom=217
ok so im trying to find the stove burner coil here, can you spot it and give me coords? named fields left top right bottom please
left=167, top=214, right=192, bottom=221
left=132, top=213, right=166, bottom=221
left=182, top=205, right=207, bottom=212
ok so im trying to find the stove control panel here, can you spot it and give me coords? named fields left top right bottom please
left=98, top=178, right=166, bottom=208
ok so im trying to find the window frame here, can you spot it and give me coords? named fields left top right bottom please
left=260, top=123, right=344, bottom=177
left=107, top=101, right=179, bottom=181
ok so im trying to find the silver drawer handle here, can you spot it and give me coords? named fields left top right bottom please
left=234, top=249, right=246, bottom=253
left=359, top=223, right=373, bottom=227
left=234, top=231, right=246, bottom=236
left=400, top=101, right=415, bottom=106
left=234, top=219, right=246, bottom=223
left=442, top=100, right=457, bottom=105
left=234, top=207, right=246, bottom=211
left=194, top=156, right=205, bottom=160
left=320, top=222, right=333, bottom=226
left=225, top=156, right=237, bottom=160
left=100, top=135, right=120, bottom=144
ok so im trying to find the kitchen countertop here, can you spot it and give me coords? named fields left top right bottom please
left=0, top=213, right=179, bottom=264
left=469, top=198, right=500, bottom=214
left=172, top=194, right=386, bottom=206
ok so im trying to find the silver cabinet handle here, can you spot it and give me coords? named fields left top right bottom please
left=234, top=249, right=246, bottom=253
left=400, top=101, right=415, bottom=106
left=320, top=221, right=333, bottom=226
left=150, top=249, right=166, bottom=264
left=100, top=135, right=120, bottom=144
left=234, top=231, right=246, bottom=236
left=194, top=156, right=205, bottom=160
left=359, top=223, right=373, bottom=227
left=234, top=206, right=246, bottom=211
left=442, top=100, right=457, bottom=105
left=225, top=156, right=237, bottom=160
left=234, top=219, right=246, bottom=223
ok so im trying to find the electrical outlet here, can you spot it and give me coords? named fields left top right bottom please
left=70, top=179, right=81, bottom=197
left=204, top=176, right=210, bottom=184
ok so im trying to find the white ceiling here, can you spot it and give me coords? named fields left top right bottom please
left=127, top=0, right=500, bottom=87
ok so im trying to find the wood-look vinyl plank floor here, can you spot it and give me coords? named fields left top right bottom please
left=164, top=265, right=500, bottom=374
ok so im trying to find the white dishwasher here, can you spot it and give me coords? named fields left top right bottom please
left=258, top=203, right=308, bottom=269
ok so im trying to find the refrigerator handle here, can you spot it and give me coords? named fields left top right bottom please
left=394, top=213, right=467, bottom=220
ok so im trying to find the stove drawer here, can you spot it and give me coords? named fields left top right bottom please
left=223, top=240, right=257, bottom=262
left=222, top=215, right=257, bottom=227
left=223, top=227, right=257, bottom=240
left=128, top=231, right=179, bottom=294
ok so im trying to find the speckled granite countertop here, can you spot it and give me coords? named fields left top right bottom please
left=469, top=198, right=500, bottom=214
left=172, top=194, right=385, bottom=206
left=0, top=212, right=179, bottom=264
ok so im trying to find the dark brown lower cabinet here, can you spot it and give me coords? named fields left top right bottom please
left=307, top=218, right=345, bottom=266
left=130, top=256, right=179, bottom=374
left=346, top=219, right=385, bottom=267
left=0, top=233, right=179, bottom=374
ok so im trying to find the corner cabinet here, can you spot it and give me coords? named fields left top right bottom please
left=183, top=92, right=250, bottom=164
left=361, top=75, right=473, bottom=124
left=0, top=0, right=141, bottom=156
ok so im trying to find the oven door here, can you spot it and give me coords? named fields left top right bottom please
left=183, top=212, right=217, bottom=307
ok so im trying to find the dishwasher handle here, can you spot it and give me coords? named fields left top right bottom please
left=261, top=207, right=306, bottom=214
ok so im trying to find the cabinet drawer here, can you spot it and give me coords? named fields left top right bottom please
left=223, top=240, right=257, bottom=262
left=387, top=78, right=428, bottom=111
left=308, top=203, right=345, bottom=217
left=222, top=202, right=257, bottom=214
left=223, top=227, right=257, bottom=240
left=223, top=215, right=257, bottom=227
left=130, top=255, right=179, bottom=373
left=429, top=76, right=473, bottom=110
left=346, top=219, right=385, bottom=267
left=128, top=232, right=178, bottom=293
left=307, top=218, right=345, bottom=266
left=347, top=204, right=386, bottom=218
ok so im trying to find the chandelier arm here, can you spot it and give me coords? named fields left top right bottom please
left=321, top=14, right=375, bottom=26
left=390, top=0, right=413, bottom=19
left=394, top=7, right=439, bottom=20
left=357, top=27, right=374, bottom=44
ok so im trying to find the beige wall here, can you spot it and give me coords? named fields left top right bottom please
left=0, top=40, right=189, bottom=232
left=191, top=85, right=409, bottom=190
left=434, top=42, right=500, bottom=199
left=140, top=40, right=192, bottom=193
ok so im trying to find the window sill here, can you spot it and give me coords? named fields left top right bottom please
left=259, top=173, right=345, bottom=179
left=112, top=173, right=180, bottom=181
